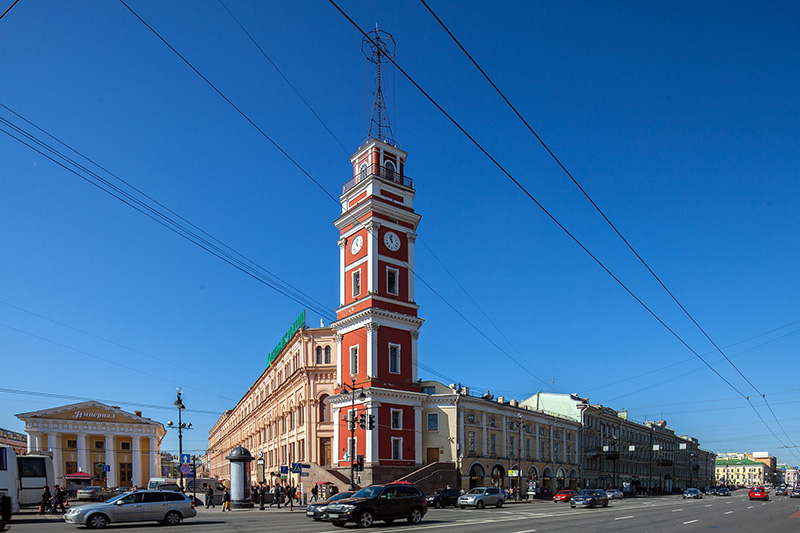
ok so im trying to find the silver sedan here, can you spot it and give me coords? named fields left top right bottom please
left=458, top=487, right=505, bottom=509
left=64, top=490, right=196, bottom=528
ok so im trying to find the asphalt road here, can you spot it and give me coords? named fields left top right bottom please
left=10, top=492, right=800, bottom=532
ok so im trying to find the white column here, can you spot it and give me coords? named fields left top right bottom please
left=458, top=409, right=465, bottom=456
left=106, top=435, right=117, bottom=488
left=414, top=407, right=422, bottom=465
left=407, top=233, right=416, bottom=301
left=335, top=334, right=343, bottom=384
left=48, top=432, right=62, bottom=485
left=78, top=433, right=90, bottom=473
left=366, top=323, right=378, bottom=378
left=535, top=425, right=540, bottom=460
left=481, top=413, right=487, bottom=455
left=131, top=436, right=142, bottom=488
left=367, top=222, right=380, bottom=293
left=332, top=408, right=340, bottom=465
left=27, top=432, right=39, bottom=453
left=338, top=238, right=346, bottom=306
left=502, top=415, right=508, bottom=457
left=410, top=331, right=419, bottom=382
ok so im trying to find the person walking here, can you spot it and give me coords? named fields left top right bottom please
left=285, top=483, right=294, bottom=511
left=272, top=483, right=281, bottom=509
left=204, top=485, right=215, bottom=509
left=310, top=484, right=318, bottom=503
left=221, top=488, right=230, bottom=512
left=50, top=485, right=66, bottom=514
left=39, top=486, right=51, bottom=514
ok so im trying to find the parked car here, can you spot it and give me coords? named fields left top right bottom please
left=75, top=486, right=116, bottom=502
left=749, top=487, right=769, bottom=501
left=716, top=487, right=731, bottom=496
left=426, top=488, right=460, bottom=508
left=704, top=487, right=717, bottom=496
left=683, top=488, right=703, bottom=499
left=305, top=491, right=353, bottom=521
left=154, top=483, right=182, bottom=492
left=775, top=487, right=788, bottom=496
left=606, top=489, right=624, bottom=500
left=570, top=489, right=609, bottom=509
left=553, top=490, right=577, bottom=503
left=64, top=489, right=196, bottom=528
left=325, top=482, right=427, bottom=528
left=790, top=488, right=800, bottom=498
left=458, top=487, right=505, bottom=509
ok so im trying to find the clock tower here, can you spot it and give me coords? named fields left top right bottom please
left=330, top=27, right=426, bottom=485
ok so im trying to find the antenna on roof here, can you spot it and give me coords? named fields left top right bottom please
left=362, top=24, right=396, bottom=145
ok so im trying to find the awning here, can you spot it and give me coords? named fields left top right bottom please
left=65, top=472, right=94, bottom=479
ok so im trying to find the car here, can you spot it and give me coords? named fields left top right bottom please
left=64, top=489, right=196, bottom=528
left=325, top=482, right=427, bottom=528
left=775, top=487, right=788, bottom=496
left=553, top=490, right=577, bottom=502
left=704, top=487, right=717, bottom=496
left=789, top=488, right=800, bottom=498
left=749, top=487, right=769, bottom=501
left=458, top=487, right=505, bottom=509
left=683, top=488, right=703, bottom=500
left=426, top=488, right=460, bottom=508
left=716, top=487, right=731, bottom=496
left=606, top=489, right=624, bottom=500
left=305, top=491, right=353, bottom=521
left=154, top=483, right=183, bottom=492
left=569, top=489, right=609, bottom=508
left=75, top=486, right=116, bottom=502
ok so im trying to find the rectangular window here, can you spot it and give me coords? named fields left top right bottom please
left=421, top=386, right=435, bottom=395
left=120, top=442, right=131, bottom=451
left=352, top=270, right=361, bottom=298
left=427, top=413, right=439, bottom=431
left=65, top=462, right=77, bottom=475
left=554, top=442, right=559, bottom=460
left=540, top=441, right=546, bottom=460
left=490, top=433, right=497, bottom=455
left=509, top=436, right=515, bottom=456
left=94, top=441, right=105, bottom=450
left=391, top=409, right=402, bottom=429
left=468, top=432, right=476, bottom=453
left=0, top=448, right=6, bottom=470
left=387, top=268, right=399, bottom=295
left=567, top=444, right=572, bottom=462
left=525, top=439, right=531, bottom=458
left=66, top=439, right=77, bottom=449
left=391, top=437, right=402, bottom=460
left=119, top=463, right=132, bottom=483
left=389, top=343, right=400, bottom=374
left=350, top=345, right=359, bottom=375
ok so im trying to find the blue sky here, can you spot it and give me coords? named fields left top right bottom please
left=1, top=0, right=799, bottom=467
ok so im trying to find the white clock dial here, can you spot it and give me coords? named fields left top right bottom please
left=384, top=231, right=401, bottom=251
left=350, top=235, right=363, bottom=254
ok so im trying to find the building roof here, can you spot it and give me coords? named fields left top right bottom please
left=716, top=458, right=763, bottom=466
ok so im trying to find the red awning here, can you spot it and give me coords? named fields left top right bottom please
left=65, top=472, right=94, bottom=479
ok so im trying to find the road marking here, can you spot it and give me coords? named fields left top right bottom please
left=614, top=515, right=634, bottom=520
left=511, top=530, right=537, bottom=533
left=724, top=511, right=733, bottom=514
left=704, top=504, right=712, bottom=507
left=672, top=508, right=683, bottom=512
left=683, top=520, right=699, bottom=525
left=747, top=505, right=753, bottom=509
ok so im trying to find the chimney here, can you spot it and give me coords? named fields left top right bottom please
left=134, top=410, right=142, bottom=417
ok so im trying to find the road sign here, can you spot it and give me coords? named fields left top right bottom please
left=302, top=464, right=311, bottom=469
left=280, top=466, right=289, bottom=474
left=291, top=463, right=302, bottom=474
left=300, top=472, right=310, bottom=477
left=102, top=465, right=111, bottom=473
left=180, top=464, right=192, bottom=475
left=180, top=454, right=191, bottom=464
left=187, top=468, right=196, bottom=478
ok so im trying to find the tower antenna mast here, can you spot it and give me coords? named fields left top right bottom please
left=362, top=24, right=396, bottom=145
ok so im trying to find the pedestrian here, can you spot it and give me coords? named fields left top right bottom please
left=50, top=484, right=66, bottom=514
left=285, top=483, right=294, bottom=511
left=330, top=484, right=338, bottom=496
left=205, top=485, right=215, bottom=509
left=40, top=485, right=51, bottom=514
left=310, top=484, right=318, bottom=503
left=272, top=483, right=281, bottom=509
left=221, top=488, right=230, bottom=512
left=259, top=484, right=265, bottom=510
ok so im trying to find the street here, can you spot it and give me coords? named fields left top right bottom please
left=10, top=492, right=800, bottom=532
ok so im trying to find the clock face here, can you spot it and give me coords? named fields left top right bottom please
left=383, top=231, right=401, bottom=251
left=350, top=235, right=363, bottom=254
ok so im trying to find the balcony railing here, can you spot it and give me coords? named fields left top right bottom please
left=343, top=163, right=414, bottom=194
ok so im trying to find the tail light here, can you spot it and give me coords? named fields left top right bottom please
left=191, top=498, right=195, bottom=510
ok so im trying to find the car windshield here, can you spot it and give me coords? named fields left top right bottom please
left=577, top=490, right=596, bottom=496
left=467, top=488, right=485, bottom=495
left=329, top=492, right=352, bottom=502
left=352, top=486, right=383, bottom=499
left=558, top=491, right=571, bottom=494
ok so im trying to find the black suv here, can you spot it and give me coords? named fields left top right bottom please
left=325, top=482, right=428, bottom=528
left=426, top=488, right=460, bottom=508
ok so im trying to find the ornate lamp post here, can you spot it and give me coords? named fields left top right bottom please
left=166, top=387, right=191, bottom=489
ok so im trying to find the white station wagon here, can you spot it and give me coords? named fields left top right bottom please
left=64, top=489, right=196, bottom=528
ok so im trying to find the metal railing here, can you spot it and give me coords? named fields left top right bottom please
left=342, top=163, right=413, bottom=194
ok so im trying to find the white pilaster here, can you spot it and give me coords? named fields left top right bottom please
left=105, top=435, right=117, bottom=487
left=338, top=238, right=346, bottom=305
left=78, top=433, right=90, bottom=473
left=132, top=436, right=142, bottom=488
left=366, top=323, right=378, bottom=378
left=414, top=407, right=422, bottom=464
left=27, top=432, right=39, bottom=453
left=332, top=408, right=340, bottom=465
left=502, top=415, right=508, bottom=457
left=335, top=334, right=343, bottom=384
left=48, top=432, right=62, bottom=484
left=407, top=233, right=416, bottom=301
left=458, top=408, right=465, bottom=457
left=410, top=330, right=419, bottom=382
left=367, top=222, right=380, bottom=293
left=481, top=413, right=487, bottom=456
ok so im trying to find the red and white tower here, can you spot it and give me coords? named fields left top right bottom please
left=330, top=28, right=425, bottom=485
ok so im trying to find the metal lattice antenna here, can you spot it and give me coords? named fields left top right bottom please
left=362, top=25, right=396, bottom=145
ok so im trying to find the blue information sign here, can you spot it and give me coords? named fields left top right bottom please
left=291, top=463, right=302, bottom=474
left=280, top=466, right=289, bottom=474
left=102, top=465, right=111, bottom=473
left=180, top=454, right=191, bottom=465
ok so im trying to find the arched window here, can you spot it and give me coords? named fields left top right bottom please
left=384, top=160, right=395, bottom=175
left=319, top=394, right=330, bottom=422
left=316, top=346, right=322, bottom=364
left=325, top=346, right=331, bottom=364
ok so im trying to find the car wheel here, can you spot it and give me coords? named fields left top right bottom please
left=434, top=501, right=441, bottom=509
left=603, top=500, right=608, bottom=508
left=97, top=496, right=105, bottom=502
left=496, top=499, right=503, bottom=508
left=163, top=511, right=182, bottom=526
left=331, top=520, right=346, bottom=527
left=357, top=510, right=374, bottom=528
left=87, top=513, right=109, bottom=529
left=476, top=500, right=485, bottom=509
left=408, top=508, right=423, bottom=524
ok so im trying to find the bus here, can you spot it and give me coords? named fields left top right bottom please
left=0, top=445, right=55, bottom=513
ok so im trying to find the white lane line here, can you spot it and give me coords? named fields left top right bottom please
left=747, top=505, right=753, bottom=509
left=724, top=511, right=733, bottom=514
left=672, top=508, right=684, bottom=512
left=614, top=516, right=635, bottom=520
left=511, top=530, right=537, bottom=533
left=704, top=504, right=712, bottom=507
left=683, top=520, right=699, bottom=525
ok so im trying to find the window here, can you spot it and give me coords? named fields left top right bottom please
left=94, top=441, right=104, bottom=450
left=391, top=437, right=402, bottom=460
left=66, top=439, right=77, bottom=449
left=489, top=418, right=496, bottom=428
left=119, top=463, right=132, bottom=483
left=316, top=346, right=322, bottom=364
left=422, top=386, right=435, bottom=395
left=554, top=430, right=560, bottom=438
left=554, top=443, right=559, bottom=460
left=540, top=441, right=546, bottom=460
left=391, top=409, right=402, bottom=429
left=384, top=160, right=396, bottom=174
left=509, top=436, right=515, bottom=456
left=427, top=413, right=439, bottom=431
left=350, top=346, right=359, bottom=375
left=65, top=462, right=77, bottom=475
left=325, top=346, right=331, bottom=364
left=467, top=414, right=476, bottom=424
left=567, top=444, right=572, bottom=462
left=359, top=163, right=368, bottom=176
left=389, top=343, right=400, bottom=374
left=539, top=427, right=546, bottom=436
left=352, top=270, right=361, bottom=298
left=387, top=267, right=399, bottom=295
left=0, top=448, right=5, bottom=470
left=525, top=439, right=531, bottom=458
left=567, top=433, right=573, bottom=441
left=489, top=433, right=497, bottom=455
left=319, top=394, right=330, bottom=422
left=143, top=492, right=165, bottom=503
left=120, top=442, right=131, bottom=451
left=468, top=432, right=476, bottom=453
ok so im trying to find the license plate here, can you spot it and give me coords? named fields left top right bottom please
left=306, top=511, right=314, bottom=516
left=328, top=512, right=340, bottom=518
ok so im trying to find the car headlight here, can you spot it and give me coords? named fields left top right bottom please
left=340, top=504, right=356, bottom=511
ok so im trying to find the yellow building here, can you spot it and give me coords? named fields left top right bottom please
left=17, top=401, right=165, bottom=489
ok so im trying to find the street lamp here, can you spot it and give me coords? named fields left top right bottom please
left=166, top=387, right=191, bottom=489
left=509, top=413, right=524, bottom=500
left=340, top=374, right=366, bottom=491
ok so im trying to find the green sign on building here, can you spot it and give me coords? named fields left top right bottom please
left=266, top=310, right=306, bottom=368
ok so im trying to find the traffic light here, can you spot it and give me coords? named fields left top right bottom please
left=356, top=454, right=364, bottom=471
left=368, top=414, right=375, bottom=430
left=359, top=413, right=366, bottom=429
